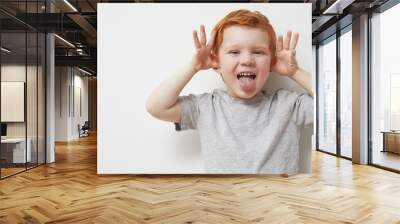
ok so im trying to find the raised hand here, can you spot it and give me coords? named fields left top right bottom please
left=191, top=25, right=217, bottom=71
left=271, top=31, right=300, bottom=77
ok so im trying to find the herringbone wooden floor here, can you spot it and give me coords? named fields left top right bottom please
left=1, top=134, right=400, bottom=224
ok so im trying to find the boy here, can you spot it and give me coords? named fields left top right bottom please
left=146, top=9, right=313, bottom=174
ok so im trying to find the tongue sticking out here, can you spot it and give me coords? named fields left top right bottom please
left=238, top=77, right=256, bottom=92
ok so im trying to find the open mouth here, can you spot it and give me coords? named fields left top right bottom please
left=237, top=72, right=256, bottom=80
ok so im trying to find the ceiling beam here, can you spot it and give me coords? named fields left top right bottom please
left=55, top=55, right=96, bottom=69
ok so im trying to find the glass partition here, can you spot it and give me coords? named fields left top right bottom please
left=0, top=1, right=46, bottom=179
left=317, top=36, right=337, bottom=155
left=1, top=31, right=28, bottom=178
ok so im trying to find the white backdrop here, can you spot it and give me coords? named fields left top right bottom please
left=98, top=3, right=313, bottom=174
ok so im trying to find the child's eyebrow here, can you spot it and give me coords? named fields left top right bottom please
left=251, top=46, right=269, bottom=51
left=222, top=44, right=241, bottom=49
left=223, top=44, right=269, bottom=50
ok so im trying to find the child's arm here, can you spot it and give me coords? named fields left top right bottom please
left=146, top=25, right=216, bottom=123
left=146, top=64, right=198, bottom=123
left=271, top=31, right=314, bottom=96
left=290, top=68, right=313, bottom=96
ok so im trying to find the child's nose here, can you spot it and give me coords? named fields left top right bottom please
left=240, top=53, right=255, bottom=66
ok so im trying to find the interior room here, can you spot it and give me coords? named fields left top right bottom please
left=0, top=0, right=399, bottom=223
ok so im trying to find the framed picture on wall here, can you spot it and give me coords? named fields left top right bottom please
left=1, top=81, right=25, bottom=122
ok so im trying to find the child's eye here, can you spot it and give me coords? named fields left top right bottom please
left=253, top=51, right=265, bottom=55
left=228, top=50, right=240, bottom=55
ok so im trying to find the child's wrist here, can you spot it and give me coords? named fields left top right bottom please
left=289, top=68, right=301, bottom=79
left=188, top=62, right=200, bottom=74
left=189, top=58, right=200, bottom=72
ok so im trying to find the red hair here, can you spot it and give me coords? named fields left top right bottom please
left=212, top=9, right=277, bottom=65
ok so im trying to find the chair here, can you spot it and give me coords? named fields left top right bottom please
left=79, top=121, right=90, bottom=138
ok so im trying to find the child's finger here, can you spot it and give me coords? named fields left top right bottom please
left=276, top=35, right=283, bottom=51
left=283, top=31, right=292, bottom=50
left=290, top=32, right=299, bottom=50
left=193, top=30, right=200, bottom=49
left=291, top=50, right=296, bottom=59
left=200, top=25, right=207, bottom=46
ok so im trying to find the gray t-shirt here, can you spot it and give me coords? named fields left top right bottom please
left=175, top=89, right=313, bottom=175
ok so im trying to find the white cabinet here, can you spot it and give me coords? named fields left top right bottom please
left=1, top=138, right=32, bottom=163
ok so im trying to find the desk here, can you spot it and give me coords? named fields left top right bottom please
left=381, top=131, right=400, bottom=154
left=1, top=138, right=31, bottom=163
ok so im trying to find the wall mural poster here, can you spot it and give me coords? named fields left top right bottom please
left=98, top=3, right=313, bottom=175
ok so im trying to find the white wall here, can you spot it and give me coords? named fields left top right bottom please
left=98, top=3, right=313, bottom=174
left=72, top=72, right=89, bottom=138
left=55, top=67, right=89, bottom=141
left=55, top=67, right=69, bottom=141
left=1, top=65, right=27, bottom=142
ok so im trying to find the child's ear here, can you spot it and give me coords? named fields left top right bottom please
left=212, top=62, right=220, bottom=73
left=211, top=54, right=220, bottom=73
left=271, top=55, right=277, bottom=67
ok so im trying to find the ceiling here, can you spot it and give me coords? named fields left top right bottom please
left=0, top=0, right=393, bottom=75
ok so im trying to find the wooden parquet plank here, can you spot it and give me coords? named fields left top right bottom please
left=1, top=134, right=400, bottom=223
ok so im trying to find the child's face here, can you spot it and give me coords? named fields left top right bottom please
left=215, top=25, right=272, bottom=99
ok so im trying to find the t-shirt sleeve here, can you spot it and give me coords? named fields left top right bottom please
left=291, top=92, right=314, bottom=127
left=174, top=93, right=206, bottom=131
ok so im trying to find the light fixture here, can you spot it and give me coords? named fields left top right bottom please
left=78, top=67, right=93, bottom=76
left=76, top=48, right=86, bottom=55
left=63, top=0, right=78, bottom=12
left=1, top=47, right=11, bottom=53
left=54, top=34, right=75, bottom=48
left=322, top=0, right=355, bottom=15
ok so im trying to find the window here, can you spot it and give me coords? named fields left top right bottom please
left=371, top=2, right=400, bottom=171
left=317, top=36, right=337, bottom=154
